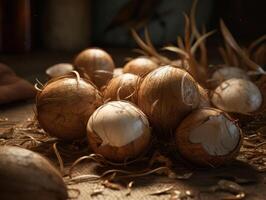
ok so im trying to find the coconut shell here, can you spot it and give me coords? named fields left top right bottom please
left=74, top=48, right=115, bottom=88
left=88, top=126, right=151, bottom=162
left=123, top=57, right=158, bottom=77
left=0, top=146, right=67, bottom=200
left=198, top=84, right=210, bottom=108
left=36, top=75, right=103, bottom=140
left=103, top=73, right=139, bottom=104
left=211, top=78, right=262, bottom=114
left=137, top=66, right=200, bottom=134
left=87, top=101, right=151, bottom=162
left=175, top=108, right=243, bottom=167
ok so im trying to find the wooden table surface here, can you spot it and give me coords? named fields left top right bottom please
left=0, top=51, right=265, bottom=200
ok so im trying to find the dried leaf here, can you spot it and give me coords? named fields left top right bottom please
left=172, top=172, right=193, bottom=180
left=221, top=192, right=245, bottom=200
left=131, top=29, right=170, bottom=64
left=90, top=189, right=104, bottom=197
left=125, top=181, right=134, bottom=196
left=149, top=186, right=174, bottom=195
left=170, top=190, right=194, bottom=200
left=215, top=176, right=257, bottom=185
left=217, top=180, right=244, bottom=194
left=163, top=46, right=188, bottom=58
left=248, top=35, right=266, bottom=53
left=101, top=180, right=123, bottom=190
left=191, top=30, right=216, bottom=55
left=220, top=20, right=264, bottom=72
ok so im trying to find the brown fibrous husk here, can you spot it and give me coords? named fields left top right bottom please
left=0, top=145, right=68, bottom=200
left=123, top=57, right=158, bottom=77
left=137, top=66, right=200, bottom=135
left=36, top=73, right=103, bottom=140
left=103, top=73, right=140, bottom=104
left=74, top=48, right=115, bottom=88
left=175, top=108, right=243, bottom=167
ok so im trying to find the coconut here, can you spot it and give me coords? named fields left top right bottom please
left=87, top=101, right=151, bottom=162
left=211, top=78, right=262, bottom=114
left=74, top=48, right=115, bottom=88
left=137, top=65, right=200, bottom=133
left=36, top=73, right=103, bottom=140
left=123, top=57, right=158, bottom=77
left=175, top=108, right=242, bottom=167
left=103, top=73, right=139, bottom=103
left=0, top=146, right=67, bottom=200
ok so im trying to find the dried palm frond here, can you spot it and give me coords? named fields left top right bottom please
left=220, top=20, right=264, bottom=73
left=131, top=28, right=171, bottom=65
left=132, top=0, right=214, bottom=86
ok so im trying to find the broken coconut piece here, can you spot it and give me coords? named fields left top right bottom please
left=175, top=108, right=242, bottom=167
left=211, top=78, right=262, bottom=114
left=46, top=63, right=74, bottom=78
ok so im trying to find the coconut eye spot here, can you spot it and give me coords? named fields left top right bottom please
left=189, top=115, right=240, bottom=156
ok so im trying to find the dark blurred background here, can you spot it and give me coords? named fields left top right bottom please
left=0, top=0, right=265, bottom=52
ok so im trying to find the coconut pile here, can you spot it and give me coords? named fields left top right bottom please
left=1, top=2, right=266, bottom=199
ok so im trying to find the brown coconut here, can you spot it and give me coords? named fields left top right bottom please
left=175, top=108, right=242, bottom=167
left=0, top=146, right=67, bottom=200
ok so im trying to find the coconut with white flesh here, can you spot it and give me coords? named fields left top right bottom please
left=46, top=63, right=74, bottom=78
left=87, top=101, right=151, bottom=162
left=211, top=67, right=249, bottom=87
left=211, top=78, right=262, bottom=114
left=176, top=108, right=242, bottom=167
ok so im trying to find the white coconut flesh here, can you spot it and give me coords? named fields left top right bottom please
left=189, top=114, right=240, bottom=156
left=212, top=67, right=249, bottom=85
left=211, top=78, right=262, bottom=114
left=87, top=101, right=149, bottom=147
left=46, top=63, right=74, bottom=78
